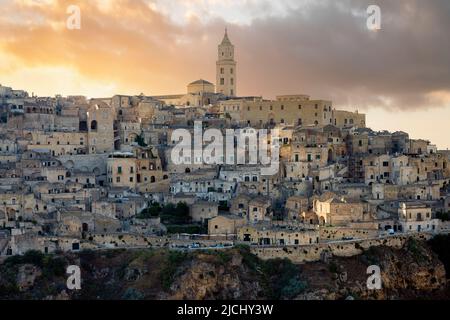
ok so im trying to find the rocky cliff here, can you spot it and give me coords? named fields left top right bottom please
left=0, top=237, right=449, bottom=300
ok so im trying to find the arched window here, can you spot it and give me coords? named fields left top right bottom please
left=91, top=120, right=98, bottom=131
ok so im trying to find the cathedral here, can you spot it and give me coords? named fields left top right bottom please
left=152, top=29, right=237, bottom=107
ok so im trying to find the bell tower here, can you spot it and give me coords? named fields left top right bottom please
left=216, top=29, right=237, bottom=97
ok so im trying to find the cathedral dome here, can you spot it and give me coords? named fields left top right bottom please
left=187, top=79, right=215, bottom=94
left=189, top=79, right=214, bottom=86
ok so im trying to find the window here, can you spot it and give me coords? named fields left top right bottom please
left=230, top=68, right=233, bottom=74
left=220, top=67, right=224, bottom=74
left=231, top=78, right=234, bottom=85
left=220, top=78, right=224, bottom=85
left=117, top=166, right=122, bottom=174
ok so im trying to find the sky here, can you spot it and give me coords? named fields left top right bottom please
left=0, top=0, right=449, bottom=148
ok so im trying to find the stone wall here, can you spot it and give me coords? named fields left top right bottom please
left=58, top=154, right=109, bottom=175
left=320, top=227, right=379, bottom=241
left=84, top=233, right=234, bottom=249
left=251, top=233, right=432, bottom=264
left=84, top=233, right=170, bottom=249
left=437, top=221, right=450, bottom=233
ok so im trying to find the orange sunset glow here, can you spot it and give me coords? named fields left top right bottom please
left=1, top=0, right=450, bottom=147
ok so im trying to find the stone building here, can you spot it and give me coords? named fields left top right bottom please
left=190, top=201, right=219, bottom=223
left=86, top=102, right=115, bottom=154
left=285, top=196, right=310, bottom=220
left=313, top=192, right=367, bottom=226
left=208, top=214, right=245, bottom=236
left=398, top=202, right=436, bottom=233
left=238, top=224, right=319, bottom=246
left=216, top=29, right=237, bottom=97
left=219, top=95, right=364, bottom=129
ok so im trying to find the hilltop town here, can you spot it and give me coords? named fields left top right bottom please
left=1, top=30, right=449, bottom=263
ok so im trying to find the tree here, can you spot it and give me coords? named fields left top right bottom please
left=436, top=211, right=450, bottom=221
left=135, top=133, right=148, bottom=147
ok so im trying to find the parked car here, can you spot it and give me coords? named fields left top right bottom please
left=190, top=243, right=200, bottom=249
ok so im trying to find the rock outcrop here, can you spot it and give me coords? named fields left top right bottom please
left=1, top=238, right=449, bottom=300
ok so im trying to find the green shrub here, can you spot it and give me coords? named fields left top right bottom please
left=328, top=261, right=339, bottom=273
left=160, top=251, right=188, bottom=290
left=235, top=245, right=260, bottom=271
left=280, top=277, right=308, bottom=299
left=216, top=251, right=232, bottom=265
left=260, top=258, right=305, bottom=299
left=166, top=224, right=205, bottom=234
left=436, top=212, right=450, bottom=221
left=42, top=256, right=67, bottom=278
left=122, top=287, right=145, bottom=300
left=407, top=238, right=427, bottom=262
left=134, top=134, right=148, bottom=147
left=429, top=234, right=450, bottom=278
left=4, top=250, right=45, bottom=267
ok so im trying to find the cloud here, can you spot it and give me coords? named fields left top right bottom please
left=229, top=0, right=450, bottom=110
left=0, top=0, right=449, bottom=111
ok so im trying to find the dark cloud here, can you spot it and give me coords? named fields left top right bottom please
left=227, top=0, right=450, bottom=110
